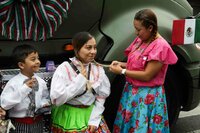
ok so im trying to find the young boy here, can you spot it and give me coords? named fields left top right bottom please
left=0, top=44, right=50, bottom=133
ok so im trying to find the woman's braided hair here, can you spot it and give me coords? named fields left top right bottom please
left=134, top=9, right=158, bottom=43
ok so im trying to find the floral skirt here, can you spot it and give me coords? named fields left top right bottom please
left=113, top=82, right=170, bottom=133
left=51, top=104, right=110, bottom=133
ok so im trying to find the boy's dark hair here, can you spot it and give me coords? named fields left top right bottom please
left=12, top=44, right=37, bottom=66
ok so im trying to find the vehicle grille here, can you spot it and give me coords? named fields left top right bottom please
left=0, top=67, right=54, bottom=90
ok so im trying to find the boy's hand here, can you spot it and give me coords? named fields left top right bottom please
left=42, top=103, right=50, bottom=107
left=24, top=77, right=37, bottom=89
left=0, top=107, right=6, bottom=119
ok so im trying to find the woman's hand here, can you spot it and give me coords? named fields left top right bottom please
left=111, top=61, right=120, bottom=66
left=88, top=125, right=97, bottom=133
left=110, top=60, right=126, bottom=68
left=109, top=61, right=123, bottom=74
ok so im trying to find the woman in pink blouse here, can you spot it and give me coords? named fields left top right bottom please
left=109, top=9, right=178, bottom=133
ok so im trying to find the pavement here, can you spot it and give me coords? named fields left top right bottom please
left=171, top=105, right=200, bottom=133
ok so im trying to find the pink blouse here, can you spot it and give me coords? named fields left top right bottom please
left=124, top=37, right=178, bottom=87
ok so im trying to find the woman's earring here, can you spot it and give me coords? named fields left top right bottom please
left=149, top=26, right=153, bottom=32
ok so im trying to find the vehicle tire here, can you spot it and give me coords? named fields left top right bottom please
left=164, top=65, right=182, bottom=129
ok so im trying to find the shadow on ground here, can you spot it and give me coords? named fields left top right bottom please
left=171, top=115, right=200, bottom=133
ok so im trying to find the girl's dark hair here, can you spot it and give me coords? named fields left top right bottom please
left=12, top=44, right=37, bottom=66
left=134, top=9, right=158, bottom=40
left=72, top=31, right=93, bottom=57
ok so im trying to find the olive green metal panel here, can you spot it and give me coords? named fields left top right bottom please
left=98, top=0, right=196, bottom=63
left=173, top=44, right=200, bottom=63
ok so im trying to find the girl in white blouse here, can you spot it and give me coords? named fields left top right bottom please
left=50, top=32, right=111, bottom=133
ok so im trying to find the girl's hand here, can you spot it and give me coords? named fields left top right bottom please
left=88, top=125, right=97, bottom=133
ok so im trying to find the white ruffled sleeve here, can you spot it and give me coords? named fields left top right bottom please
left=1, top=78, right=31, bottom=110
left=50, top=62, right=88, bottom=106
left=88, top=66, right=111, bottom=127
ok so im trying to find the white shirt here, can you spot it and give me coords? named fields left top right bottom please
left=50, top=57, right=111, bottom=127
left=0, top=73, right=50, bottom=118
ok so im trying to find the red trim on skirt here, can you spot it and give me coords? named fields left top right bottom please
left=52, top=117, right=111, bottom=133
left=12, top=115, right=43, bottom=124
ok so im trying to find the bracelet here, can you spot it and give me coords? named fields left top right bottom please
left=121, top=69, right=126, bottom=75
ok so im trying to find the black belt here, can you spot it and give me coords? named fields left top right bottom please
left=65, top=103, right=90, bottom=108
left=74, top=88, right=96, bottom=98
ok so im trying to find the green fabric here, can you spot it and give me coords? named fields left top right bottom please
left=51, top=104, right=94, bottom=132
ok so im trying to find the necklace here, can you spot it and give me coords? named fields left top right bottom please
left=128, top=41, right=149, bottom=60
left=129, top=33, right=160, bottom=60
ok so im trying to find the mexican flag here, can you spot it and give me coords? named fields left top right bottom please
left=172, top=19, right=200, bottom=45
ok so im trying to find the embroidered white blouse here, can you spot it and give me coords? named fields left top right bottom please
left=0, top=73, right=50, bottom=118
left=50, top=57, right=111, bottom=127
